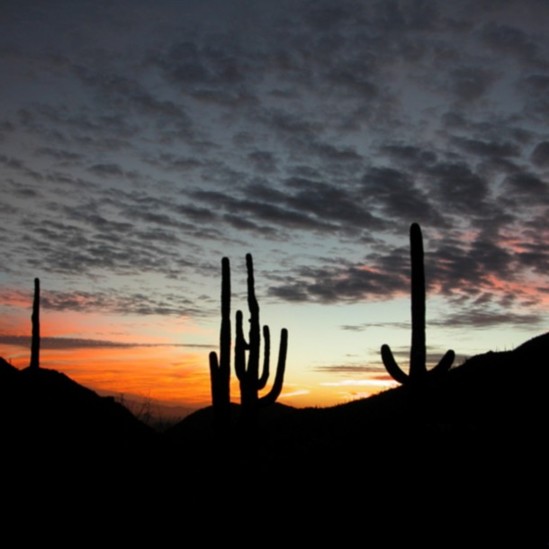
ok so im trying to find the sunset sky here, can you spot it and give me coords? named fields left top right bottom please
left=2, top=1, right=549, bottom=415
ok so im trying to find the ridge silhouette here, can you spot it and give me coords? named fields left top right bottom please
left=3, top=332, right=547, bottom=542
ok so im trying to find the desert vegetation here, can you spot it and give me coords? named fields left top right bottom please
left=210, top=253, right=288, bottom=431
left=29, top=277, right=40, bottom=370
left=381, top=223, right=455, bottom=384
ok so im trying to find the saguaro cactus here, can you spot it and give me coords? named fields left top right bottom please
left=208, top=254, right=288, bottom=430
left=209, top=258, right=232, bottom=431
left=29, top=277, right=40, bottom=370
left=381, top=223, right=454, bottom=384
left=235, top=254, right=288, bottom=422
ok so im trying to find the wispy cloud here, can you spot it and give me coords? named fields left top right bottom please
left=0, top=335, right=193, bottom=350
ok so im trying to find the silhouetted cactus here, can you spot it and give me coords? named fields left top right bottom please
left=208, top=254, right=288, bottom=430
left=381, top=223, right=454, bottom=384
left=29, top=277, right=40, bottom=370
left=235, top=254, right=288, bottom=423
left=209, top=257, right=232, bottom=432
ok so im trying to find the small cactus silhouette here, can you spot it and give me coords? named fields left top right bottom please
left=235, top=254, right=288, bottom=423
left=381, top=223, right=454, bottom=384
left=29, top=277, right=40, bottom=370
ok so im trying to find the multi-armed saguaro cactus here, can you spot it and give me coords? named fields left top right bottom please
left=209, top=258, right=232, bottom=432
left=235, top=254, right=288, bottom=423
left=381, top=223, right=454, bottom=385
left=209, top=254, right=288, bottom=429
left=29, top=277, right=40, bottom=370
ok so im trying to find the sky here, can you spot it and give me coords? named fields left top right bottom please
left=2, top=0, right=549, bottom=416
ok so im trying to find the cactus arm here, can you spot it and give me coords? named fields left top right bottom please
left=257, top=325, right=270, bottom=390
left=381, top=344, right=409, bottom=385
left=209, top=351, right=218, bottom=377
left=259, top=328, right=288, bottom=406
left=209, top=351, right=222, bottom=402
left=431, top=349, right=455, bottom=377
left=235, top=310, right=246, bottom=381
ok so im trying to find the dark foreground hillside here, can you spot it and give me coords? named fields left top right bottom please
left=1, top=334, right=548, bottom=544
left=163, top=333, right=549, bottom=544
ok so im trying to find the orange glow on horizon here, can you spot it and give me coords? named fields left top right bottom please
left=1, top=336, right=394, bottom=414
left=1, top=297, right=394, bottom=412
left=3, top=344, right=212, bottom=406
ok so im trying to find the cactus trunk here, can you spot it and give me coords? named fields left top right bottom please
left=209, top=257, right=231, bottom=431
left=410, top=222, right=426, bottom=380
left=29, top=278, right=40, bottom=370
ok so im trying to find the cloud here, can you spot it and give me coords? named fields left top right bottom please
left=438, top=309, right=544, bottom=328
left=516, top=74, right=549, bottom=120
left=320, top=379, right=396, bottom=388
left=530, top=141, right=549, bottom=167
left=247, top=150, right=279, bottom=173
left=41, top=290, right=201, bottom=317
left=153, top=39, right=248, bottom=88
left=314, top=364, right=384, bottom=375
left=451, top=137, right=520, bottom=159
left=0, top=153, right=45, bottom=182
left=146, top=153, right=204, bottom=172
left=268, top=219, right=544, bottom=325
left=480, top=22, right=541, bottom=66
left=361, top=167, right=444, bottom=228
left=380, top=144, right=438, bottom=169
left=340, top=322, right=409, bottom=332
left=269, top=260, right=406, bottom=303
left=2, top=0, right=549, bottom=354
left=0, top=335, right=206, bottom=350
left=88, top=162, right=132, bottom=178
left=447, top=66, right=499, bottom=103
left=502, top=172, right=549, bottom=206
left=0, top=286, right=202, bottom=318
left=424, top=161, right=490, bottom=213
left=35, top=147, right=83, bottom=163
left=73, top=64, right=193, bottom=129
left=284, top=177, right=383, bottom=230
left=191, top=188, right=338, bottom=235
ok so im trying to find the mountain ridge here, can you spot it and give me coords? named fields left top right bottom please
left=1, top=333, right=547, bottom=543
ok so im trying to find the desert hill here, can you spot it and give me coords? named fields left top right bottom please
left=1, top=334, right=548, bottom=543
left=167, top=332, right=549, bottom=454
left=0, top=365, right=157, bottom=458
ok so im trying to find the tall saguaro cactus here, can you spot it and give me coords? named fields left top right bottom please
left=208, top=254, right=288, bottom=430
left=235, top=254, right=288, bottom=422
left=209, top=258, right=232, bottom=431
left=29, top=277, right=40, bottom=370
left=381, top=223, right=454, bottom=385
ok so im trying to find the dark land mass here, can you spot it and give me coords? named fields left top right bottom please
left=1, top=335, right=548, bottom=544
